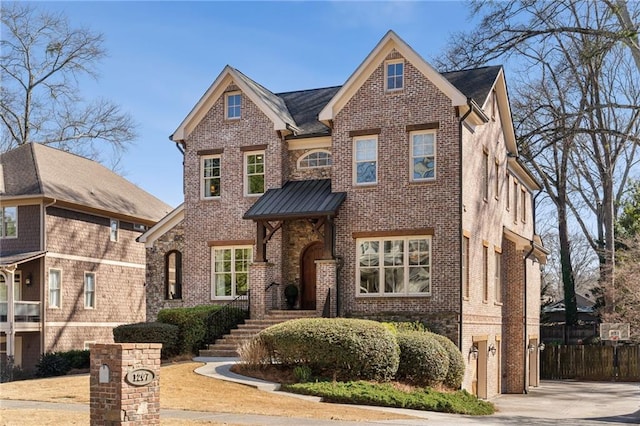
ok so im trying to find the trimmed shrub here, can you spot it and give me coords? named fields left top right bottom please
left=259, top=318, right=400, bottom=381
left=113, top=322, right=179, bottom=358
left=383, top=321, right=428, bottom=333
left=36, top=352, right=71, bottom=378
left=396, top=331, right=449, bottom=386
left=430, top=333, right=465, bottom=389
left=157, top=305, right=216, bottom=354
left=59, top=349, right=90, bottom=370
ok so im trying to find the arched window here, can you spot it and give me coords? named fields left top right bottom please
left=297, top=149, right=331, bottom=169
left=165, top=250, right=182, bottom=300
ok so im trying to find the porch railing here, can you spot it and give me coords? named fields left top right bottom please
left=205, top=293, right=250, bottom=345
left=0, top=301, right=41, bottom=322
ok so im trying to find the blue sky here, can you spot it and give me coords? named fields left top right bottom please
left=31, top=1, right=478, bottom=208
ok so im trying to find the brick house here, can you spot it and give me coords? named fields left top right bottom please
left=140, top=31, right=547, bottom=397
left=0, top=143, right=172, bottom=371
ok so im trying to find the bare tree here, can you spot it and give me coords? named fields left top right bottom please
left=0, top=3, right=136, bottom=163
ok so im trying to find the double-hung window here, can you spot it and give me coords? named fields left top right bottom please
left=482, top=150, right=489, bottom=200
left=410, top=131, right=436, bottom=180
left=84, top=272, right=96, bottom=309
left=225, top=92, right=241, bottom=120
left=354, top=136, right=377, bottom=185
left=49, top=269, right=61, bottom=308
left=109, top=219, right=118, bottom=242
left=494, top=249, right=502, bottom=303
left=202, top=155, right=221, bottom=198
left=462, top=235, right=470, bottom=299
left=357, top=236, right=431, bottom=296
left=386, top=60, right=404, bottom=91
left=212, top=246, right=251, bottom=299
left=245, top=151, right=265, bottom=196
left=1, top=206, right=17, bottom=238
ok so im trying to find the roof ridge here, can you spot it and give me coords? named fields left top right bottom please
left=276, top=85, right=343, bottom=97
left=441, top=64, right=503, bottom=74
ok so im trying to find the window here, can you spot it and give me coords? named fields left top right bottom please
left=354, top=136, right=377, bottom=185
left=491, top=89, right=497, bottom=121
left=84, top=272, right=95, bottom=309
left=462, top=236, right=470, bottom=299
left=521, top=189, right=527, bottom=222
left=1, top=206, right=17, bottom=238
left=110, top=219, right=118, bottom=242
left=482, top=150, right=489, bottom=200
left=212, top=246, right=251, bottom=299
left=513, top=181, right=519, bottom=223
left=49, top=269, right=61, bottom=308
left=0, top=272, right=21, bottom=302
left=482, top=244, right=489, bottom=302
left=225, top=92, right=241, bottom=120
left=385, top=60, right=404, bottom=91
left=411, top=131, right=436, bottom=180
left=505, top=173, right=511, bottom=210
left=298, top=150, right=331, bottom=169
left=202, top=155, right=221, bottom=198
left=494, top=249, right=502, bottom=303
left=245, top=151, right=265, bottom=196
left=165, top=250, right=182, bottom=300
left=494, top=161, right=500, bottom=200
left=357, top=236, right=431, bottom=296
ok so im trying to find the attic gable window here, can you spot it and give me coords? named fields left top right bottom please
left=225, top=92, right=241, bottom=120
left=385, top=60, right=404, bottom=91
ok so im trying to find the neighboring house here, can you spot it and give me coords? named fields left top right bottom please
left=0, top=143, right=172, bottom=371
left=541, top=294, right=599, bottom=344
left=141, top=31, right=548, bottom=398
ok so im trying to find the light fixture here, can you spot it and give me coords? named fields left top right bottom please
left=469, top=344, right=479, bottom=359
left=538, top=342, right=546, bottom=351
left=25, top=273, right=32, bottom=286
left=488, top=343, right=497, bottom=356
left=527, top=343, right=536, bottom=352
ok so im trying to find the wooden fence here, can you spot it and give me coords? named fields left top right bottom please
left=541, top=345, right=640, bottom=381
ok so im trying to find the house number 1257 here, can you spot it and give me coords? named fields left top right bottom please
left=125, top=368, right=155, bottom=386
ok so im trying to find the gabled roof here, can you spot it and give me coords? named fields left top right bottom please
left=442, top=66, right=502, bottom=106
left=137, top=203, right=185, bottom=248
left=244, top=179, right=346, bottom=221
left=0, top=143, right=172, bottom=223
left=279, top=86, right=341, bottom=137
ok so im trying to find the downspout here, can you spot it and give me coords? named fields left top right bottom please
left=458, top=98, right=474, bottom=350
left=522, top=189, right=542, bottom=393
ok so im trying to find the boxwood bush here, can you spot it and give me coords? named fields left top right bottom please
left=36, top=352, right=71, bottom=377
left=259, top=318, right=400, bottom=381
left=396, top=331, right=449, bottom=386
left=113, top=321, right=179, bottom=358
left=430, top=333, right=465, bottom=389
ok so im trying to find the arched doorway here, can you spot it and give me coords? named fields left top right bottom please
left=300, top=241, right=323, bottom=310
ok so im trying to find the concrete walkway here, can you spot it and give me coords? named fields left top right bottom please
left=2, top=358, right=639, bottom=425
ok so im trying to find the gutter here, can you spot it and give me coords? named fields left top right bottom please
left=458, top=98, right=474, bottom=351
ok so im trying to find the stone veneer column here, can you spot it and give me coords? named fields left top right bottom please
left=316, top=260, right=337, bottom=317
left=90, top=343, right=161, bottom=425
left=249, top=262, right=274, bottom=319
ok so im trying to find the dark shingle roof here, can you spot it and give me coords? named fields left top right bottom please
left=244, top=179, right=346, bottom=220
left=0, top=143, right=172, bottom=222
left=278, top=86, right=341, bottom=136
left=442, top=65, right=502, bottom=104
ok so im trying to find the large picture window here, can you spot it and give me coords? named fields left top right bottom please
left=1, top=206, right=17, bottom=238
left=354, top=136, right=377, bottom=185
left=410, top=131, right=436, bottom=180
left=357, top=236, right=431, bottom=296
left=245, top=151, right=265, bottom=196
left=212, top=247, right=251, bottom=299
left=202, top=155, right=221, bottom=198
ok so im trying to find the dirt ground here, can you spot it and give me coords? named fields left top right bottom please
left=0, top=362, right=415, bottom=425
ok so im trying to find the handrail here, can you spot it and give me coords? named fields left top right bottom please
left=205, top=292, right=250, bottom=346
left=0, top=301, right=41, bottom=322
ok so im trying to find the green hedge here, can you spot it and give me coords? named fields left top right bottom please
left=259, top=318, right=399, bottom=381
left=396, top=331, right=449, bottom=386
left=430, top=333, right=465, bottom=389
left=113, top=322, right=179, bottom=358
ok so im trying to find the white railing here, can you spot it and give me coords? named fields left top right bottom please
left=0, top=301, right=41, bottom=322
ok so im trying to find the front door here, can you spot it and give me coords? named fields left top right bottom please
left=301, top=242, right=323, bottom=310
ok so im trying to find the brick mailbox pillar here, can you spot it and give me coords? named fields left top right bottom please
left=90, top=343, right=161, bottom=425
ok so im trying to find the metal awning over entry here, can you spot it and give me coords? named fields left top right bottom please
left=243, top=179, right=346, bottom=261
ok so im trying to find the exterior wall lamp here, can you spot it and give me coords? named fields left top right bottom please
left=469, top=344, right=479, bottom=359
left=488, top=343, right=497, bottom=356
left=25, top=273, right=33, bottom=286
left=538, top=342, right=545, bottom=351
left=527, top=343, right=536, bottom=352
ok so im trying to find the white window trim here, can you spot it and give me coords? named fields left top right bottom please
left=297, top=149, right=332, bottom=169
left=211, top=246, right=252, bottom=300
left=482, top=149, right=489, bottom=201
left=84, top=271, right=96, bottom=309
left=353, top=135, right=378, bottom=186
left=409, top=130, right=437, bottom=182
left=1, top=206, right=18, bottom=239
left=225, top=91, right=241, bottom=120
left=201, top=154, right=222, bottom=199
left=521, top=188, right=528, bottom=223
left=244, top=150, right=265, bottom=197
left=385, top=59, right=404, bottom=92
left=48, top=268, right=62, bottom=309
left=355, top=236, right=432, bottom=297
left=110, top=219, right=119, bottom=242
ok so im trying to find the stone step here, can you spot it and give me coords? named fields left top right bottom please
left=199, top=348, right=239, bottom=358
